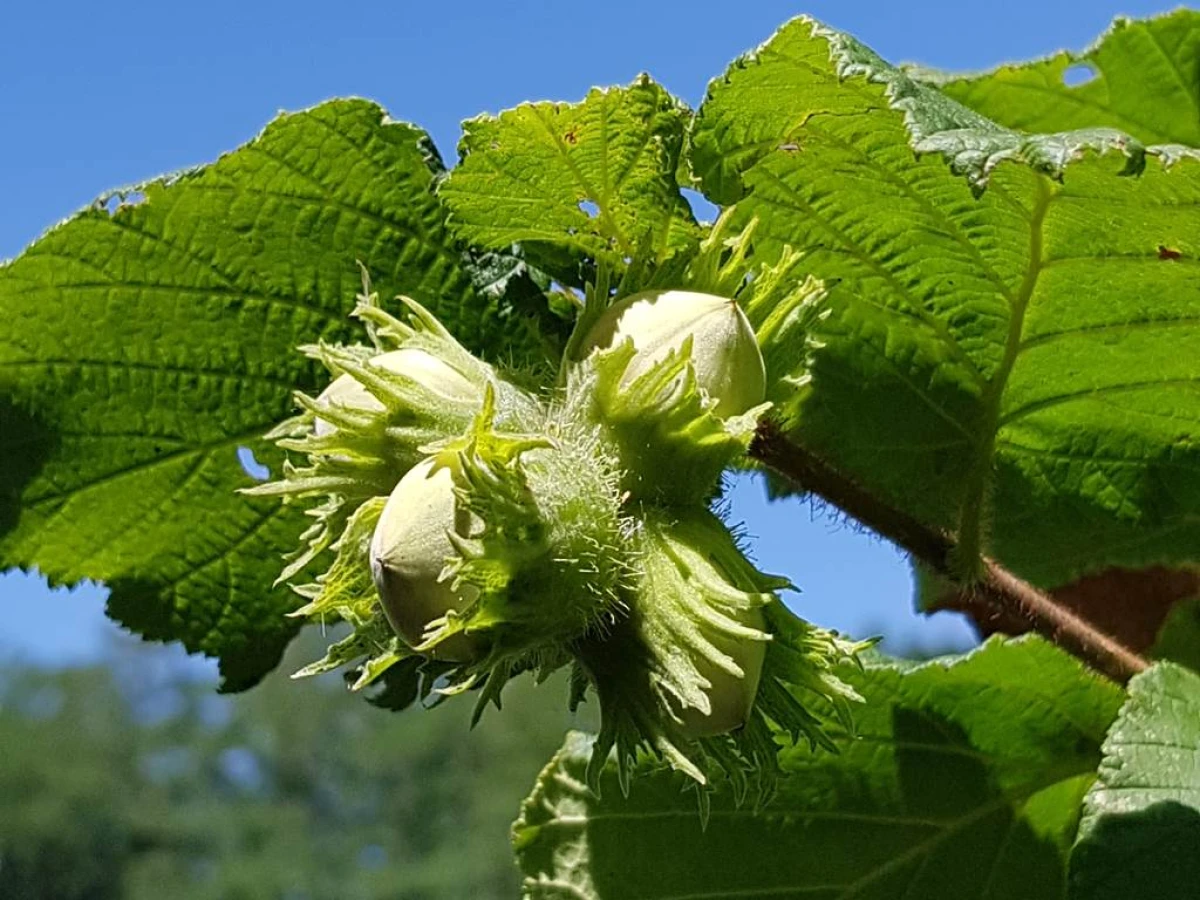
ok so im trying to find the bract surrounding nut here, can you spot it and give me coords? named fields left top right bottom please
left=314, top=348, right=478, bottom=436
left=369, top=457, right=478, bottom=661
left=676, top=605, right=766, bottom=738
left=581, top=289, right=766, bottom=418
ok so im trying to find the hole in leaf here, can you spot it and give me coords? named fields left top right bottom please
left=99, top=190, right=148, bottom=215
left=1061, top=63, right=1098, bottom=87
left=578, top=199, right=600, bottom=218
left=237, top=446, right=270, bottom=481
left=680, top=187, right=719, bottom=224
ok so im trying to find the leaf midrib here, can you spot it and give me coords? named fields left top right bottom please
left=21, top=426, right=272, bottom=509
left=0, top=356, right=309, bottom=394
left=526, top=102, right=632, bottom=254
left=540, top=768, right=1082, bottom=900
left=954, top=176, right=1054, bottom=570
left=749, top=160, right=985, bottom=393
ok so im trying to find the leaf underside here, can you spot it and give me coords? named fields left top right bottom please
left=440, top=76, right=700, bottom=285
left=692, top=15, right=1200, bottom=588
left=0, top=99, right=552, bottom=688
left=924, top=10, right=1200, bottom=147
left=2, top=10, right=1199, bottom=690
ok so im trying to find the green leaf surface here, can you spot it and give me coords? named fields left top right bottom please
left=1070, top=662, right=1200, bottom=900
left=514, top=637, right=1123, bottom=899
left=1151, top=594, right=1200, bottom=673
left=0, top=99, right=548, bottom=688
left=925, top=10, right=1200, bottom=147
left=693, top=17, right=1200, bottom=586
left=440, top=77, right=699, bottom=283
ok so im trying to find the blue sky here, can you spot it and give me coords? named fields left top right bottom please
left=0, top=0, right=1179, bottom=673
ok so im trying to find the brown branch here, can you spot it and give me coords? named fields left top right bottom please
left=749, top=418, right=1149, bottom=685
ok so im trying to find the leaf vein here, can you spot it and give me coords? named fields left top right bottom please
left=751, top=164, right=986, bottom=386
left=1000, top=377, right=1200, bottom=427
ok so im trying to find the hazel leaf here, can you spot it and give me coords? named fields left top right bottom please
left=923, top=10, right=1200, bottom=146
left=440, top=77, right=700, bottom=283
left=693, top=16, right=1200, bottom=587
left=1069, top=662, right=1200, bottom=900
left=515, top=638, right=1123, bottom=900
left=0, top=99, right=551, bottom=688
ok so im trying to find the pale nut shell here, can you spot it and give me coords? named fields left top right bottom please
left=582, top=289, right=766, bottom=419
left=314, top=348, right=477, bottom=437
left=676, top=606, right=767, bottom=738
left=369, top=457, right=479, bottom=661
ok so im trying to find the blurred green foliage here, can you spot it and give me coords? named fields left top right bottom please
left=0, top=630, right=589, bottom=900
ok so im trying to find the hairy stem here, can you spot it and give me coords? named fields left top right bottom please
left=749, top=419, right=1149, bottom=684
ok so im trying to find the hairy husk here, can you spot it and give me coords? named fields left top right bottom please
left=251, top=250, right=866, bottom=794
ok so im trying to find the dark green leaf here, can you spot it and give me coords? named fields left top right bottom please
left=1151, top=595, right=1200, bottom=673
left=1070, top=662, right=1200, bottom=900
left=514, top=637, right=1123, bottom=899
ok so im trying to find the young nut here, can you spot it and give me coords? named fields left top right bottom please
left=369, top=456, right=479, bottom=661
left=677, top=605, right=767, bottom=738
left=581, top=289, right=766, bottom=418
left=314, top=348, right=478, bottom=436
